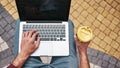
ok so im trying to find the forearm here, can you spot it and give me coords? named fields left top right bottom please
left=79, top=50, right=90, bottom=68
left=12, top=52, right=29, bottom=68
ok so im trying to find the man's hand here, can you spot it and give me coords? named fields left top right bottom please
left=21, top=30, right=40, bottom=56
left=74, top=35, right=90, bottom=68
left=74, top=35, right=90, bottom=53
left=12, top=30, right=40, bottom=68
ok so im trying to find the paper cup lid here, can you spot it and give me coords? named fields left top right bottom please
left=77, top=26, right=93, bottom=42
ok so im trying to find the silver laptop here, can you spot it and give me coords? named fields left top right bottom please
left=15, top=0, right=71, bottom=56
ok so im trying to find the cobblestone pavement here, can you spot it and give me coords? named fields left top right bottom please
left=0, top=0, right=120, bottom=68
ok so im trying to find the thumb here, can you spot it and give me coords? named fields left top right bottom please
left=74, top=35, right=79, bottom=42
left=35, top=38, right=40, bottom=48
left=74, top=35, right=77, bottom=41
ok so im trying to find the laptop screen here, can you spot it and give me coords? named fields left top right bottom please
left=15, top=0, right=71, bottom=21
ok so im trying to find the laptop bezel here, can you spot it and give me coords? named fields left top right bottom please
left=15, top=0, right=71, bottom=22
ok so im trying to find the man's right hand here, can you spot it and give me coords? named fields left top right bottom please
left=12, top=30, right=40, bottom=68
left=74, top=35, right=90, bottom=53
left=21, top=30, right=40, bottom=56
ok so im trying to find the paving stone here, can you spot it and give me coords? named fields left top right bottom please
left=87, top=15, right=95, bottom=23
left=0, top=46, right=2, bottom=52
left=109, top=56, right=117, bottom=64
left=116, top=5, right=120, bottom=11
left=103, top=54, right=110, bottom=61
left=81, top=10, right=88, bottom=18
left=106, top=14, right=114, bottom=21
left=104, top=28, right=111, bottom=35
left=111, top=1, right=118, bottom=8
left=98, top=52, right=105, bottom=59
left=0, top=15, right=2, bottom=19
left=92, top=56, right=99, bottom=64
left=0, top=37, right=4, bottom=44
left=81, top=2, right=89, bottom=9
left=90, top=63, right=95, bottom=68
left=115, top=66, right=120, bottom=68
left=93, top=20, right=101, bottom=28
left=4, top=4, right=13, bottom=11
left=7, top=39, right=14, bottom=48
left=97, top=60, right=103, bottom=66
left=72, top=11, right=79, bottom=18
left=111, top=41, right=119, bottom=49
left=93, top=37, right=101, bottom=45
left=4, top=24, right=12, bottom=32
left=102, top=60, right=109, bottom=68
left=11, top=20, right=16, bottom=28
left=0, top=10, right=9, bottom=18
left=9, top=8, right=16, bottom=15
left=77, top=15, right=85, bottom=23
left=97, top=14, right=104, bottom=21
left=116, top=61, right=120, bottom=67
left=89, top=0, right=95, bottom=6
left=100, top=1, right=107, bottom=8
left=110, top=31, right=117, bottom=40
left=6, top=48, right=13, bottom=57
left=97, top=7, right=104, bottom=13
left=99, top=41, right=107, bottom=49
left=12, top=12, right=19, bottom=20
left=116, top=36, right=120, bottom=43
left=109, top=8, right=115, bottom=14
left=0, top=42, right=9, bottom=51
left=94, top=65, right=101, bottom=68
left=87, top=6, right=94, bottom=14
left=102, top=10, right=109, bottom=17
left=108, top=64, right=115, bottom=68
left=109, top=23, right=116, bottom=30
left=88, top=55, right=93, bottom=62
left=0, top=4, right=4, bottom=13
left=0, top=55, right=13, bottom=68
left=105, top=4, right=112, bottom=11
left=113, top=51, right=120, bottom=59
left=93, top=28, right=100, bottom=36
left=114, top=26, right=120, bottom=33
left=112, top=17, right=119, bottom=25
left=98, top=32, right=105, bottom=40
left=8, top=29, right=15, bottom=38
left=1, top=0, right=9, bottom=6
left=1, top=32, right=11, bottom=41
left=104, top=36, right=112, bottom=44
left=113, top=11, right=120, bottom=19
left=92, top=11, right=99, bottom=17
left=102, top=19, right=111, bottom=27
left=87, top=48, right=92, bottom=55
left=5, top=15, right=14, bottom=24
left=76, top=6, right=83, bottom=13
left=0, top=50, right=7, bottom=59
left=0, top=26, right=4, bottom=35
left=0, top=19, right=8, bottom=28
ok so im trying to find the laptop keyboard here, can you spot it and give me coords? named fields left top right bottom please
left=23, top=24, right=66, bottom=41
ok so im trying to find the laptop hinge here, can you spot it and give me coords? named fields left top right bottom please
left=27, top=21, right=62, bottom=23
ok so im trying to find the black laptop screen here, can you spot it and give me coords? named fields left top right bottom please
left=15, top=0, right=71, bottom=21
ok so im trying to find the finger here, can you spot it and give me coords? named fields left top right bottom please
left=22, top=33, right=25, bottom=37
left=35, top=38, right=40, bottom=48
left=74, top=35, right=77, bottom=41
left=26, top=32, right=29, bottom=37
left=24, top=32, right=27, bottom=37
left=28, top=30, right=37, bottom=37
left=32, top=32, right=39, bottom=40
left=74, top=35, right=79, bottom=42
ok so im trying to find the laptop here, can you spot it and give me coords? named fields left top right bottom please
left=15, top=0, right=71, bottom=56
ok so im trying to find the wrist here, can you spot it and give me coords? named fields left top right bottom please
left=78, top=48, right=87, bottom=55
left=12, top=52, right=29, bottom=67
